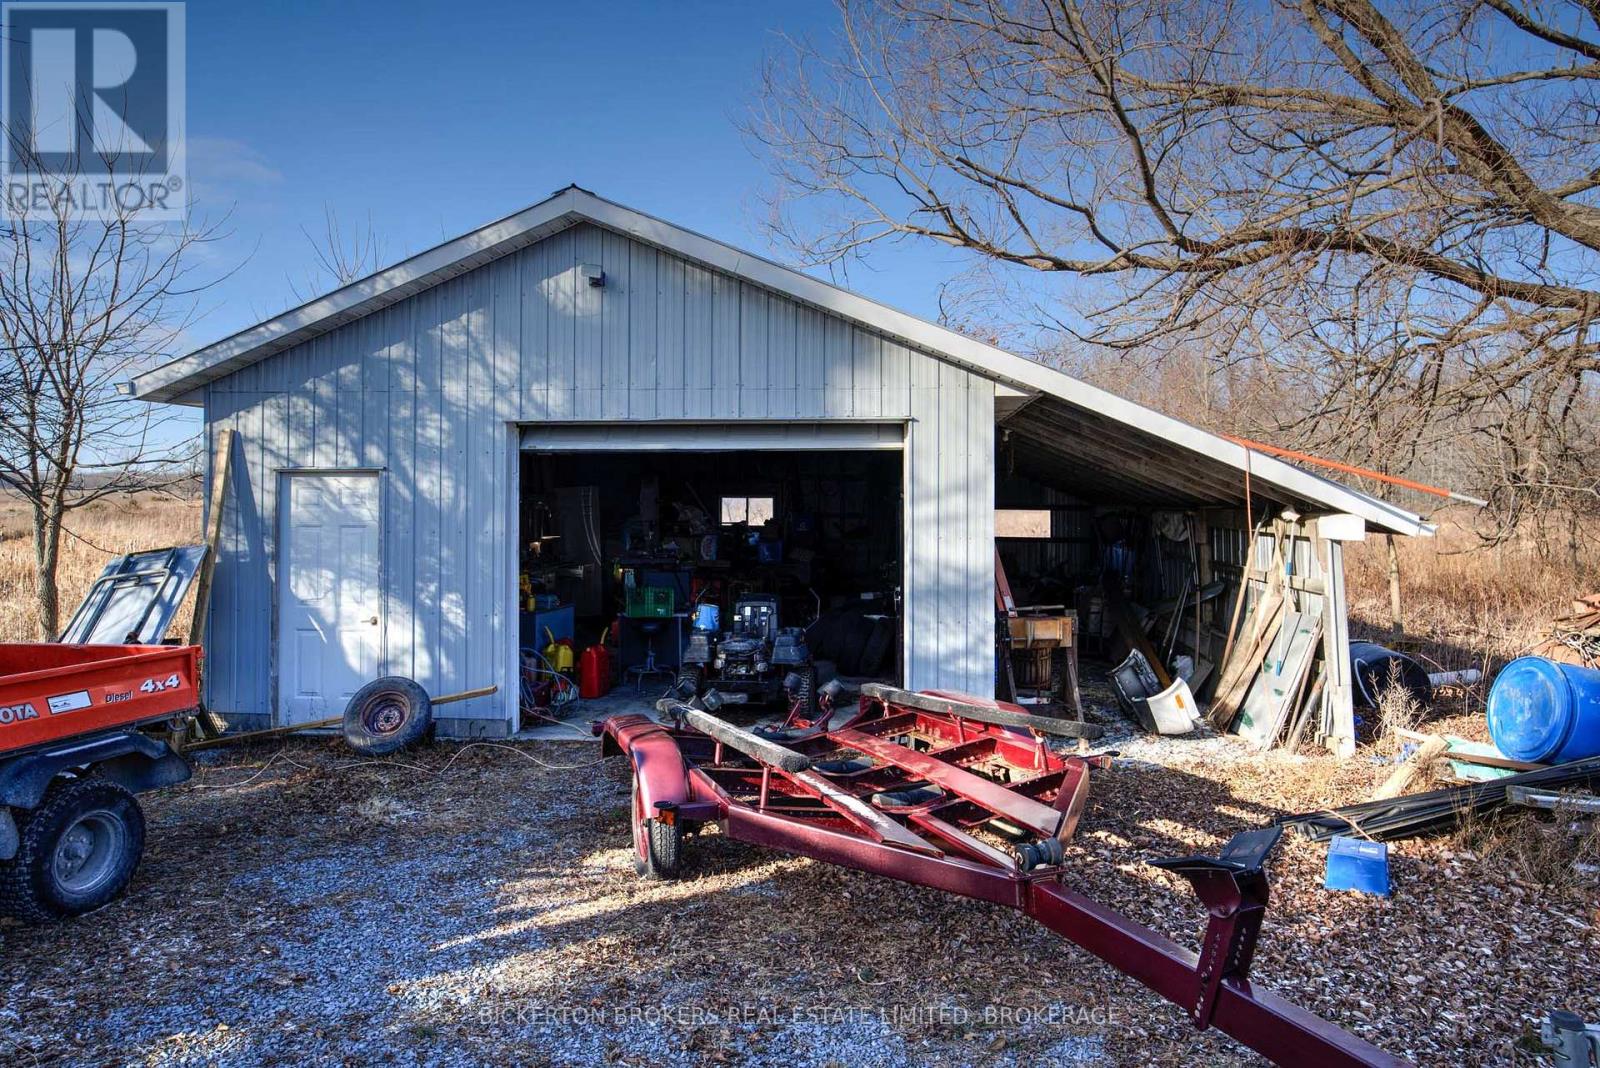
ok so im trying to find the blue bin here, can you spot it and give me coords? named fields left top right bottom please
left=1325, top=836, right=1389, bottom=897
left=1487, top=656, right=1600, bottom=764
left=692, top=604, right=720, bottom=633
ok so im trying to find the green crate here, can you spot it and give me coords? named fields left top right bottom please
left=626, top=586, right=675, bottom=618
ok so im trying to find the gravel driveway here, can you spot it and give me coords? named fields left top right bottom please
left=0, top=724, right=1590, bottom=1067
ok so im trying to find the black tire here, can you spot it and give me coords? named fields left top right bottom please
left=674, top=666, right=703, bottom=700
left=342, top=676, right=432, bottom=756
left=0, top=778, right=145, bottom=924
left=861, top=617, right=895, bottom=676
left=791, top=665, right=817, bottom=720
left=631, top=776, right=681, bottom=880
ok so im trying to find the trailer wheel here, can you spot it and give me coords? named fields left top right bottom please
left=343, top=676, right=432, bottom=756
left=631, top=776, right=681, bottom=880
left=0, top=778, right=145, bottom=924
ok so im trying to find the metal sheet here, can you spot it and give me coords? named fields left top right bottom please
left=59, top=545, right=207, bottom=645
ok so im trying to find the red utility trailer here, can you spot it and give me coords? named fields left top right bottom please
left=599, top=684, right=1409, bottom=1067
left=0, top=548, right=205, bottom=923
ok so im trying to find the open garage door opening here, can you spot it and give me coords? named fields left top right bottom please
left=516, top=433, right=904, bottom=728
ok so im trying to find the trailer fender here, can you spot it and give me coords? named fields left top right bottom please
left=0, top=806, right=16, bottom=860
left=599, top=714, right=693, bottom=816
left=0, top=731, right=190, bottom=810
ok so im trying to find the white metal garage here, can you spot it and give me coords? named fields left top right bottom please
left=128, top=186, right=1430, bottom=746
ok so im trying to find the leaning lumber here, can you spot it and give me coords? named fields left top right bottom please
left=1208, top=593, right=1287, bottom=728
left=1101, top=575, right=1171, bottom=689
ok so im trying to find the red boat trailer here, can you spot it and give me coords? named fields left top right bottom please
left=598, top=683, right=1409, bottom=1067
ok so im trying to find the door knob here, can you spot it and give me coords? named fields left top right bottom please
left=367, top=616, right=379, bottom=625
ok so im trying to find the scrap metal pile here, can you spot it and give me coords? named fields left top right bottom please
left=1533, top=593, right=1600, bottom=669
left=1280, top=755, right=1600, bottom=842
left=598, top=684, right=1409, bottom=1066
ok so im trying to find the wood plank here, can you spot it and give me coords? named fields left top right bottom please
left=1208, top=579, right=1288, bottom=728
left=858, top=684, right=1103, bottom=739
left=1371, top=734, right=1448, bottom=800
left=684, top=708, right=811, bottom=773
left=1101, top=573, right=1172, bottom=688
left=1285, top=668, right=1325, bottom=751
left=189, top=428, right=235, bottom=647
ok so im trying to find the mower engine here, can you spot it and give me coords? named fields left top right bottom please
left=680, top=596, right=813, bottom=712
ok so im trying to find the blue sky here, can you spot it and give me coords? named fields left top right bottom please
left=181, top=0, right=980, bottom=349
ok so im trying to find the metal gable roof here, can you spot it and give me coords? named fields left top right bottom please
left=128, top=185, right=1432, bottom=536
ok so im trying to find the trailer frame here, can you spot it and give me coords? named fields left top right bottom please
left=597, top=685, right=1408, bottom=1067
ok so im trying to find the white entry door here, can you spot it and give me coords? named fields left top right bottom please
left=278, top=474, right=381, bottom=725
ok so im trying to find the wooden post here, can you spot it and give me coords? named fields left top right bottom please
left=1385, top=533, right=1403, bottom=640
left=189, top=428, right=235, bottom=647
left=185, top=429, right=235, bottom=741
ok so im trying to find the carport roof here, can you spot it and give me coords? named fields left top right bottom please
left=129, top=185, right=1432, bottom=536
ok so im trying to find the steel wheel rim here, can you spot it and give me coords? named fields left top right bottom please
left=362, top=691, right=409, bottom=735
left=631, top=778, right=648, bottom=865
left=52, top=810, right=124, bottom=895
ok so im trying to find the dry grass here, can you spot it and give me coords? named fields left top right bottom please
left=0, top=492, right=200, bottom=642
left=1344, top=509, right=1599, bottom=676
left=1343, top=510, right=1600, bottom=738
left=1450, top=799, right=1600, bottom=908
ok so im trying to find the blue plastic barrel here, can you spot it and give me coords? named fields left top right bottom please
left=692, top=604, right=720, bottom=633
left=1487, top=656, right=1600, bottom=764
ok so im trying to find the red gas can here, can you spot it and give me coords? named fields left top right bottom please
left=578, top=644, right=612, bottom=699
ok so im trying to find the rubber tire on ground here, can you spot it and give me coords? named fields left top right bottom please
left=674, top=666, right=703, bottom=700
left=631, top=775, right=682, bottom=880
left=343, top=676, right=433, bottom=756
left=0, top=778, right=145, bottom=924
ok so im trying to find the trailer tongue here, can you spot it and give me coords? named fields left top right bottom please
left=598, top=684, right=1408, bottom=1067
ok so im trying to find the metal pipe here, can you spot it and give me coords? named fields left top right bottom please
left=1224, top=434, right=1488, bottom=507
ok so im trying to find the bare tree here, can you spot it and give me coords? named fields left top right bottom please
left=753, top=0, right=1600, bottom=537
left=0, top=148, right=224, bottom=637
left=288, top=206, right=384, bottom=302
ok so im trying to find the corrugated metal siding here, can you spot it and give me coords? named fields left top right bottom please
left=202, top=223, right=995, bottom=727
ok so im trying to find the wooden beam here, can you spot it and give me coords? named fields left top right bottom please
left=188, top=428, right=235, bottom=647
left=859, top=683, right=1105, bottom=739
left=185, top=428, right=236, bottom=741
left=684, top=708, right=812, bottom=773
left=1319, top=536, right=1357, bottom=758
left=1371, top=734, right=1448, bottom=800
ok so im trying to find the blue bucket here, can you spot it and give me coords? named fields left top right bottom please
left=692, top=604, right=720, bottom=633
left=1487, top=656, right=1600, bottom=764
